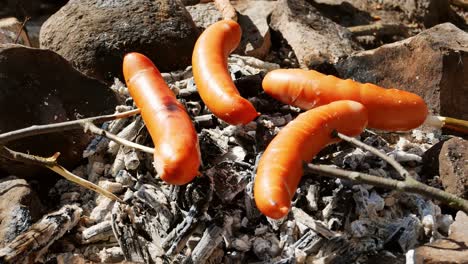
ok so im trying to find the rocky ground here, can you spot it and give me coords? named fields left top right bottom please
left=0, top=0, right=467, bottom=263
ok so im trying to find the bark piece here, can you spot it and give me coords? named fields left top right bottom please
left=0, top=205, right=82, bottom=264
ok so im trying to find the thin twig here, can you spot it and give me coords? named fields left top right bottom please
left=306, top=164, right=468, bottom=213
left=333, top=131, right=409, bottom=179
left=450, top=0, right=468, bottom=9
left=0, top=109, right=140, bottom=144
left=14, top=16, right=30, bottom=45
left=83, top=122, right=154, bottom=154
left=0, top=146, right=123, bottom=203
left=424, top=115, right=468, bottom=134
left=348, top=22, right=409, bottom=37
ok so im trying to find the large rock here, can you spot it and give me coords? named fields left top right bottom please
left=422, top=137, right=468, bottom=199
left=40, top=0, right=199, bottom=82
left=335, top=23, right=468, bottom=121
left=0, top=44, right=118, bottom=176
left=269, top=0, right=360, bottom=69
left=413, top=211, right=468, bottom=263
left=234, top=0, right=276, bottom=59
left=0, top=176, right=44, bottom=247
left=187, top=0, right=275, bottom=59
left=312, top=0, right=466, bottom=29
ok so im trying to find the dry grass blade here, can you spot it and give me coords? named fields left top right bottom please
left=0, top=146, right=123, bottom=203
left=47, top=164, right=124, bottom=203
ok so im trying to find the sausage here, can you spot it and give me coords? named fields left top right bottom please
left=123, top=52, right=201, bottom=185
left=192, top=19, right=259, bottom=125
left=254, top=100, right=368, bottom=219
left=262, top=69, right=428, bottom=131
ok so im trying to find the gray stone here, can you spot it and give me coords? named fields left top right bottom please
left=335, top=23, right=468, bottom=121
left=0, top=44, right=119, bottom=176
left=186, top=2, right=222, bottom=30
left=269, top=0, right=360, bottom=69
left=40, top=0, right=199, bottom=82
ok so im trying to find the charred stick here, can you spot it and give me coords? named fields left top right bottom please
left=0, top=205, right=82, bottom=263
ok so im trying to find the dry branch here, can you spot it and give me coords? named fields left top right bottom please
left=348, top=23, right=409, bottom=37
left=0, top=109, right=140, bottom=144
left=333, top=131, right=409, bottom=179
left=305, top=164, right=468, bottom=213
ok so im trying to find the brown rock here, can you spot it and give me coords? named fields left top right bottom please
left=380, top=0, right=466, bottom=28
left=0, top=44, right=119, bottom=176
left=335, top=23, right=468, bottom=121
left=0, top=176, right=44, bottom=247
left=439, top=138, right=468, bottom=198
left=414, top=211, right=468, bottom=264
left=0, top=17, right=31, bottom=46
left=269, top=0, right=360, bottom=69
left=423, top=137, right=468, bottom=199
left=40, top=0, right=199, bottom=82
left=187, top=0, right=275, bottom=59
left=234, top=0, right=276, bottom=59
left=312, top=0, right=466, bottom=29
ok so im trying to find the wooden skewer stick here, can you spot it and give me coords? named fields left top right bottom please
left=424, top=115, right=468, bottom=134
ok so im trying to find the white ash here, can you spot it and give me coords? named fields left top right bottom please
left=305, top=184, right=319, bottom=212
left=98, top=180, right=124, bottom=194
left=81, top=220, right=114, bottom=244
left=89, top=197, right=114, bottom=222
left=123, top=147, right=140, bottom=170
left=107, top=117, right=145, bottom=155
left=115, top=169, right=135, bottom=186
left=161, top=65, right=193, bottom=83
left=110, top=77, right=129, bottom=97
left=98, top=246, right=124, bottom=263
left=252, top=234, right=281, bottom=260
